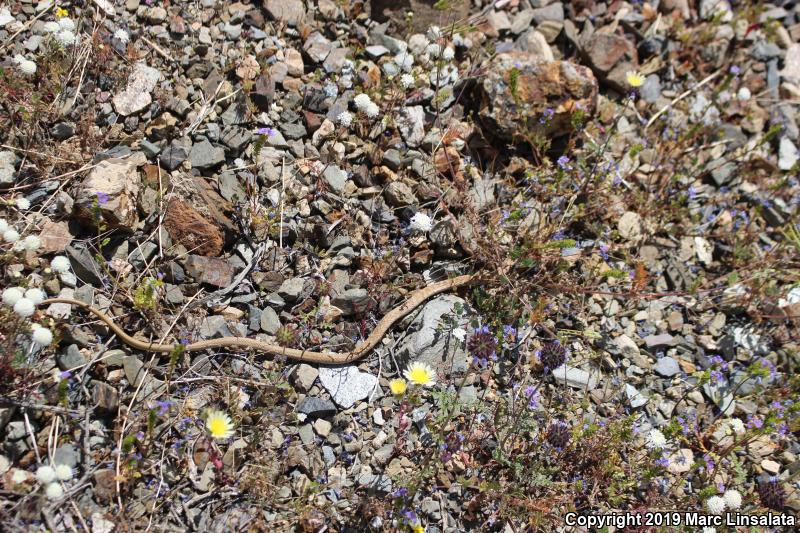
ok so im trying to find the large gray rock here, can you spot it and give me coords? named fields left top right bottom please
left=318, top=366, right=378, bottom=408
left=397, top=294, right=471, bottom=374
left=113, top=63, right=161, bottom=116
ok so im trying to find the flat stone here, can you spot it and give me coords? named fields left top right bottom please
left=318, top=366, right=378, bottom=409
left=644, top=334, right=677, bottom=350
left=654, top=356, right=681, bottom=377
left=75, top=153, right=145, bottom=231
left=264, top=0, right=305, bottom=25
left=189, top=139, right=225, bottom=170
left=291, top=364, right=318, bottom=392
left=184, top=255, right=235, bottom=288
left=259, top=306, right=281, bottom=334
left=113, top=63, right=161, bottom=116
left=322, top=165, right=347, bottom=193
left=297, top=397, right=336, bottom=419
left=625, top=384, right=648, bottom=408
left=552, top=365, right=599, bottom=389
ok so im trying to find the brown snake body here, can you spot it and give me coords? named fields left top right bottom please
left=40, top=274, right=475, bottom=364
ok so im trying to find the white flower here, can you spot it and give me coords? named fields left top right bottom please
left=36, top=465, right=56, bottom=484
left=25, top=288, right=45, bottom=305
left=729, top=418, right=746, bottom=434
left=55, top=29, right=76, bottom=46
left=0, top=219, right=8, bottom=233
left=3, top=287, right=24, bottom=306
left=337, top=111, right=353, bottom=127
left=23, top=235, right=41, bottom=251
left=452, top=327, right=466, bottom=342
left=706, top=495, right=726, bottom=514
left=409, top=212, right=433, bottom=232
left=363, top=102, right=380, bottom=118
left=723, top=489, right=742, bottom=509
left=427, top=26, right=442, bottom=41
left=43, top=21, right=60, bottom=33
left=646, top=429, right=667, bottom=449
left=13, top=55, right=36, bottom=76
left=353, top=93, right=372, bottom=111
left=11, top=469, right=28, bottom=484
left=394, top=51, right=414, bottom=72
left=13, top=297, right=35, bottom=318
left=426, top=43, right=441, bottom=57
left=32, top=327, right=54, bottom=346
left=114, top=28, right=129, bottom=43
left=15, top=197, right=30, bottom=210
left=58, top=17, right=75, bottom=31
left=737, top=87, right=751, bottom=101
left=54, top=464, right=73, bottom=481
left=51, top=255, right=71, bottom=273
left=442, top=47, right=455, bottom=61
left=400, top=73, right=415, bottom=89
left=44, top=482, right=63, bottom=500
left=4, top=229, right=21, bottom=243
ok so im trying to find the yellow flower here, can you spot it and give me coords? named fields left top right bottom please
left=411, top=524, right=424, bottom=533
left=55, top=7, right=68, bottom=19
left=205, top=409, right=235, bottom=440
left=626, top=70, right=645, bottom=88
left=403, top=362, right=436, bottom=387
left=389, top=378, right=407, bottom=395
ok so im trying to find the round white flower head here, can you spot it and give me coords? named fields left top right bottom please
left=337, top=111, right=353, bottom=128
left=45, top=482, right=64, bottom=500
left=3, top=287, right=24, bottom=306
left=409, top=212, right=433, bottom=232
left=723, top=489, right=742, bottom=509
left=35, top=465, right=56, bottom=484
left=51, top=255, right=71, bottom=273
left=11, top=469, right=28, bottom=484
left=394, top=51, right=414, bottom=72
left=363, top=102, right=380, bottom=119
left=56, top=29, right=76, bottom=46
left=737, top=87, right=751, bottom=101
left=427, top=26, right=442, bottom=41
left=14, top=297, right=35, bottom=318
left=25, top=288, right=45, bottom=305
left=54, top=464, right=73, bottom=481
left=646, top=429, right=667, bottom=449
left=452, top=327, right=466, bottom=342
left=442, top=47, right=455, bottom=61
left=114, top=28, right=130, bottom=44
left=32, top=327, right=53, bottom=346
left=706, top=495, right=726, bottom=514
left=426, top=43, right=441, bottom=57
left=43, top=21, right=60, bottom=33
left=729, top=418, right=745, bottom=434
left=400, top=73, right=415, bottom=89
left=58, top=17, right=75, bottom=31
left=15, top=197, right=30, bottom=210
left=353, top=93, right=373, bottom=112
left=4, top=229, right=21, bottom=243
left=13, top=55, right=36, bottom=76
left=0, top=219, right=8, bottom=233
left=24, top=235, right=41, bottom=251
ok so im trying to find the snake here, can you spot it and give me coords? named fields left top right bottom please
left=40, top=274, right=476, bottom=364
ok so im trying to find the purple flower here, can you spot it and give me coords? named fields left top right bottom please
left=655, top=456, right=670, bottom=468
left=96, top=192, right=109, bottom=205
left=59, top=371, right=72, bottom=380
left=730, top=65, right=741, bottom=75
left=556, top=155, right=570, bottom=170
left=256, top=127, right=277, bottom=136
left=156, top=400, right=171, bottom=416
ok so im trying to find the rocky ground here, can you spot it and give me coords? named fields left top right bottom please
left=1, top=0, right=800, bottom=531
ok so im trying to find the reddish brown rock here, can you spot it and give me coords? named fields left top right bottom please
left=579, top=32, right=639, bottom=90
left=477, top=53, right=598, bottom=142
left=38, top=220, right=73, bottom=253
left=163, top=199, right=225, bottom=257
